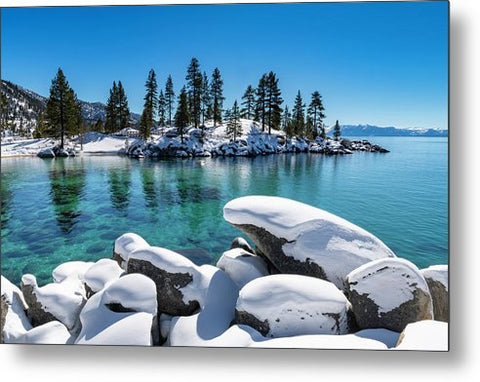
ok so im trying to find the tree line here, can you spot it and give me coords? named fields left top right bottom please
left=39, top=58, right=339, bottom=147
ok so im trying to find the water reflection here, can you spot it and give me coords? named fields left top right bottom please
left=48, top=159, right=86, bottom=233
left=140, top=166, right=158, bottom=209
left=108, top=168, right=131, bottom=212
left=0, top=173, right=13, bottom=236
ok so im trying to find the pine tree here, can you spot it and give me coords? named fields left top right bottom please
left=158, top=90, right=166, bottom=127
left=291, top=90, right=305, bottom=137
left=116, top=81, right=130, bottom=130
left=254, top=74, right=268, bottom=131
left=45, top=68, right=81, bottom=148
left=104, top=81, right=117, bottom=133
left=186, top=58, right=203, bottom=129
left=308, top=91, right=326, bottom=139
left=94, top=118, right=104, bottom=133
left=226, top=100, right=242, bottom=141
left=174, top=86, right=190, bottom=143
left=165, top=75, right=175, bottom=127
left=140, top=69, right=158, bottom=140
left=105, top=81, right=130, bottom=133
left=333, top=120, right=341, bottom=140
left=200, top=71, right=212, bottom=128
left=210, top=67, right=224, bottom=126
left=265, top=71, right=283, bottom=134
left=241, top=85, right=255, bottom=120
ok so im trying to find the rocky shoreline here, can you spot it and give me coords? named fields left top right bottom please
left=1, top=196, right=447, bottom=350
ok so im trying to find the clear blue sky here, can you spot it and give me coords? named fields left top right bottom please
left=1, top=1, right=448, bottom=129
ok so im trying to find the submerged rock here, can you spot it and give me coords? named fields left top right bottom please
left=345, top=258, right=433, bottom=332
left=223, top=196, right=396, bottom=289
left=235, top=274, right=352, bottom=338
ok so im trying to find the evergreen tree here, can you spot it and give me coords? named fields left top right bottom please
left=158, top=90, right=166, bottom=126
left=0, top=89, right=10, bottom=134
left=333, top=120, right=342, bottom=140
left=282, top=105, right=291, bottom=131
left=165, top=75, right=175, bottom=127
left=186, top=57, right=203, bottom=129
left=200, top=71, right=212, bottom=128
left=226, top=100, right=242, bottom=141
left=140, top=69, right=158, bottom=140
left=210, top=67, right=224, bottom=126
left=174, top=86, right=190, bottom=143
left=116, top=81, right=130, bottom=130
left=104, top=81, right=118, bottom=133
left=45, top=68, right=80, bottom=148
left=291, top=90, right=305, bottom=136
left=94, top=118, right=104, bottom=133
left=265, top=71, right=283, bottom=134
left=240, top=85, right=255, bottom=120
left=33, top=112, right=47, bottom=138
left=254, top=74, right=268, bottom=131
left=308, top=91, right=326, bottom=139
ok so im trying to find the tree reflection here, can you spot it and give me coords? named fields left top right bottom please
left=108, top=168, right=131, bottom=213
left=49, top=159, right=86, bottom=233
left=140, top=166, right=158, bottom=209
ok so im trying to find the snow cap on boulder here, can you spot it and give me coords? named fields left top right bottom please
left=235, top=274, right=351, bottom=338
left=395, top=320, right=448, bottom=351
left=84, top=258, right=125, bottom=297
left=1, top=275, right=32, bottom=343
left=113, top=233, right=150, bottom=269
left=345, top=258, right=433, bottom=332
left=52, top=261, right=94, bottom=283
left=223, top=196, right=396, bottom=289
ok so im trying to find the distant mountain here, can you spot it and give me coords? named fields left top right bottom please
left=1, top=80, right=141, bottom=135
left=329, top=124, right=448, bottom=137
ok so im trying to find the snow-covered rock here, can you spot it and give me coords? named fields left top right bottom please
left=394, top=320, right=448, bottom=351
left=127, top=246, right=207, bottom=316
left=1, top=275, right=32, bottom=343
left=113, top=232, right=150, bottom=269
left=14, top=321, right=73, bottom=345
left=223, top=196, right=396, bottom=289
left=216, top=248, right=269, bottom=289
left=230, top=237, right=254, bottom=253
left=20, top=273, right=86, bottom=331
left=345, top=258, right=433, bottom=332
left=235, top=274, right=351, bottom=338
left=421, top=265, right=448, bottom=322
left=167, top=265, right=239, bottom=346
left=52, top=261, right=94, bottom=283
left=84, top=259, right=125, bottom=297
left=37, top=147, right=55, bottom=158
left=75, top=273, right=157, bottom=346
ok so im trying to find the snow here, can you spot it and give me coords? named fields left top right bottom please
left=75, top=274, right=157, bottom=346
left=1, top=138, right=55, bottom=157
left=114, top=232, right=150, bottom=269
left=346, top=258, right=431, bottom=314
left=84, top=259, right=124, bottom=293
left=224, top=195, right=396, bottom=288
left=52, top=261, right=94, bottom=283
left=167, top=265, right=239, bottom=347
left=78, top=132, right=129, bottom=154
left=216, top=248, right=269, bottom=288
left=421, top=264, right=448, bottom=291
left=394, top=320, right=448, bottom=351
left=236, top=274, right=350, bottom=337
left=15, top=321, right=72, bottom=345
left=21, top=273, right=86, bottom=330
left=1, top=276, right=32, bottom=342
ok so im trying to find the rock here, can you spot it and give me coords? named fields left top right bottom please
left=53, top=146, right=69, bottom=157
left=1, top=296, right=7, bottom=343
left=230, top=237, right=254, bottom=253
left=113, top=232, right=150, bottom=269
left=345, top=258, right=433, bottom=332
left=223, top=196, right=396, bottom=289
left=235, top=274, right=352, bottom=338
left=84, top=258, right=125, bottom=297
left=217, top=248, right=269, bottom=289
left=21, top=273, right=86, bottom=331
left=75, top=274, right=158, bottom=345
left=1, top=276, right=32, bottom=343
left=126, top=246, right=206, bottom=316
left=395, top=320, right=448, bottom=351
left=421, top=265, right=448, bottom=322
left=15, top=321, right=73, bottom=345
left=37, top=148, right=55, bottom=158
left=52, top=261, right=94, bottom=283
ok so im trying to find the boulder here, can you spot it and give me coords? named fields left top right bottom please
left=1, top=276, right=32, bottom=343
left=216, top=248, right=269, bottom=289
left=235, top=274, right=352, bottom=338
left=223, top=196, right=396, bottom=289
left=1, top=296, right=7, bottom=343
left=395, top=320, right=448, bottom=351
left=75, top=274, right=158, bottom=346
left=344, top=258, right=433, bottom=332
left=230, top=237, right=254, bottom=253
left=421, top=265, right=448, bottom=322
left=52, top=261, right=94, bottom=283
left=37, top=148, right=55, bottom=158
left=113, top=232, right=150, bottom=269
left=84, top=258, right=125, bottom=297
left=127, top=246, right=207, bottom=316
left=21, top=273, right=86, bottom=331
left=15, top=321, right=73, bottom=345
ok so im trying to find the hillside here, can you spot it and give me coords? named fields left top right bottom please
left=330, top=124, right=448, bottom=137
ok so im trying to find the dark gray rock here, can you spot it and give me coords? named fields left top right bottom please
left=421, top=266, right=448, bottom=322
left=235, top=309, right=270, bottom=337
left=1, top=296, right=7, bottom=343
left=20, top=283, right=58, bottom=327
left=37, top=148, right=55, bottom=158
left=230, top=237, right=254, bottom=253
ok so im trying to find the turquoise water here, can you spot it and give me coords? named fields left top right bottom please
left=1, top=137, right=448, bottom=286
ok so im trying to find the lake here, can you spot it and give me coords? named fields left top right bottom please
left=1, top=137, right=448, bottom=286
